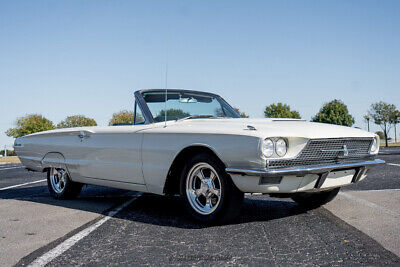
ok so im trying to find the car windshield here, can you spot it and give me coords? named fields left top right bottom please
left=141, top=90, right=240, bottom=122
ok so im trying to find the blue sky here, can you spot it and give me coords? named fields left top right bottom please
left=1, top=0, right=399, bottom=148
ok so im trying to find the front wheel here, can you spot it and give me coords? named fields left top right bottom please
left=180, top=153, right=244, bottom=223
left=47, top=167, right=83, bottom=199
left=291, top=187, right=340, bottom=207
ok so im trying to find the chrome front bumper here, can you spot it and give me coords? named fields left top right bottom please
left=226, top=159, right=385, bottom=189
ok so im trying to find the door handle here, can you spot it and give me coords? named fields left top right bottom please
left=78, top=133, right=90, bottom=140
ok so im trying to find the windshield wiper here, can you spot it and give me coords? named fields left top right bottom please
left=177, top=115, right=219, bottom=121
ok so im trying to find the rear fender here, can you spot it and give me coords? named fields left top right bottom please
left=41, top=152, right=71, bottom=177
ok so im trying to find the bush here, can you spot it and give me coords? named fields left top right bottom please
left=109, top=110, right=134, bottom=125
left=312, top=100, right=354, bottom=127
left=0, top=150, right=16, bottom=156
left=6, top=114, right=55, bottom=138
left=57, top=115, right=97, bottom=128
left=264, top=103, right=301, bottom=119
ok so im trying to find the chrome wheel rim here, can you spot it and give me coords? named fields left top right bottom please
left=50, top=168, right=67, bottom=194
left=186, top=163, right=222, bottom=215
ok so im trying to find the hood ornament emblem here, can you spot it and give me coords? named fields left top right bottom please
left=343, top=145, right=349, bottom=157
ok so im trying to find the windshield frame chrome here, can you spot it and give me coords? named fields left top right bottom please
left=134, top=91, right=155, bottom=124
left=134, top=89, right=241, bottom=124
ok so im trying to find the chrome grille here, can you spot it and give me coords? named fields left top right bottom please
left=268, top=138, right=373, bottom=169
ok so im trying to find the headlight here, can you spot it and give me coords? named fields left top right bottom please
left=262, top=138, right=274, bottom=157
left=275, top=138, right=288, bottom=157
left=370, top=136, right=379, bottom=154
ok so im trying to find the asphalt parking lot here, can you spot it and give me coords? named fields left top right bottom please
left=1, top=148, right=399, bottom=266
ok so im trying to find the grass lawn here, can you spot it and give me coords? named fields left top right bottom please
left=388, top=142, right=400, bottom=147
left=380, top=142, right=400, bottom=147
left=0, top=156, right=21, bottom=163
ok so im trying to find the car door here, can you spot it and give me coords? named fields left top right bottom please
left=76, top=130, right=144, bottom=184
left=75, top=103, right=149, bottom=185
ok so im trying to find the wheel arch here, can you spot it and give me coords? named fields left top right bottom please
left=41, top=152, right=69, bottom=174
left=163, top=145, right=226, bottom=195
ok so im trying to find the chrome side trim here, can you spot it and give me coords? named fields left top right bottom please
left=226, top=159, right=385, bottom=177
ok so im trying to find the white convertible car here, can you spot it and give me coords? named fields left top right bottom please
left=15, top=89, right=384, bottom=222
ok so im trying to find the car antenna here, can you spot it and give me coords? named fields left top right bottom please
left=164, top=63, right=168, bottom=128
left=164, top=41, right=169, bottom=128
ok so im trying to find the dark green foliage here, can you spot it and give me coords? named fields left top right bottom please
left=234, top=108, right=249, bottom=118
left=312, top=100, right=354, bottom=127
left=6, top=114, right=55, bottom=138
left=369, top=102, right=398, bottom=146
left=0, top=150, right=16, bottom=156
left=264, top=103, right=301, bottom=119
left=155, top=109, right=190, bottom=122
left=57, top=115, right=97, bottom=128
left=109, top=110, right=134, bottom=125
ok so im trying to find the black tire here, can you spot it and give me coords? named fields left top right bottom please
left=47, top=168, right=83, bottom=199
left=180, top=153, right=244, bottom=224
left=291, top=187, right=340, bottom=207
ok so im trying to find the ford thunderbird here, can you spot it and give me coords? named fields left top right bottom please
left=14, top=89, right=384, bottom=222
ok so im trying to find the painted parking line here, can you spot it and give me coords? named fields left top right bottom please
left=0, top=179, right=47, bottom=191
left=359, top=188, right=400, bottom=192
left=339, top=191, right=400, bottom=218
left=387, top=163, right=400, bottom=167
left=28, top=196, right=139, bottom=267
left=0, top=164, right=22, bottom=167
left=0, top=163, right=22, bottom=166
left=0, top=166, right=24, bottom=171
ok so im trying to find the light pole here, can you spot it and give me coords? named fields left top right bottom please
left=364, top=115, right=370, bottom=132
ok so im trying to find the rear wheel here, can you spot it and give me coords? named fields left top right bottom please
left=291, top=187, right=340, bottom=207
left=47, top=167, right=83, bottom=199
left=180, top=153, right=244, bottom=223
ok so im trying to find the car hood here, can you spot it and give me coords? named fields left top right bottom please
left=164, top=118, right=375, bottom=139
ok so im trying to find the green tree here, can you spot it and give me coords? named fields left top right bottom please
left=57, top=115, right=97, bottom=128
left=6, top=114, right=55, bottom=138
left=390, top=109, right=400, bottom=143
left=109, top=110, right=134, bottom=125
left=312, top=100, right=354, bottom=127
left=155, top=109, right=190, bottom=122
left=369, top=102, right=397, bottom=147
left=234, top=108, right=249, bottom=118
left=264, top=103, right=301, bottom=119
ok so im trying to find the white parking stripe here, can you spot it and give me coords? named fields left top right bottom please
left=359, top=188, right=400, bottom=192
left=339, top=192, right=400, bottom=218
left=0, top=179, right=47, bottom=191
left=387, top=163, right=400, bottom=167
left=28, top=196, right=139, bottom=267
left=0, top=166, right=24, bottom=171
